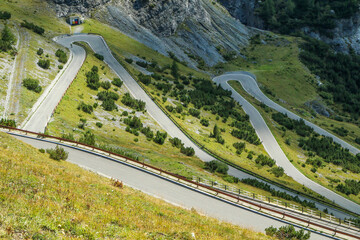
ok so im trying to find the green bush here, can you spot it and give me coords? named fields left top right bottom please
left=138, top=73, right=151, bottom=85
left=86, top=66, right=100, bottom=90
left=0, top=11, right=11, bottom=20
left=79, top=130, right=95, bottom=146
left=37, top=59, right=50, bottom=69
left=271, top=166, right=285, bottom=177
left=265, top=225, right=310, bottom=240
left=204, top=160, right=229, bottom=175
left=21, top=20, right=44, bottom=35
left=112, top=78, right=123, bottom=88
left=22, top=78, right=42, bottom=93
left=153, top=131, right=167, bottom=145
left=37, top=48, right=43, bottom=55
left=180, top=146, right=195, bottom=156
left=125, top=58, right=133, bottom=64
left=233, top=142, right=246, bottom=154
left=55, top=49, right=68, bottom=63
left=255, top=154, right=275, bottom=167
left=94, top=53, right=104, bottom=61
left=188, top=108, right=200, bottom=118
left=101, top=81, right=111, bottom=90
left=77, top=102, right=93, bottom=114
left=46, top=146, right=68, bottom=161
left=96, top=122, right=103, bottom=128
left=169, top=137, right=183, bottom=148
left=200, top=118, right=209, bottom=127
left=121, top=93, right=146, bottom=111
left=0, top=118, right=16, bottom=127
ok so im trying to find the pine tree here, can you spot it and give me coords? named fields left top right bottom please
left=171, top=60, right=179, bottom=80
left=1, top=25, right=15, bottom=44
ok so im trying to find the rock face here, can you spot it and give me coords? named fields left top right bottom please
left=48, top=0, right=253, bottom=67
left=218, top=0, right=263, bottom=28
left=49, top=0, right=110, bottom=17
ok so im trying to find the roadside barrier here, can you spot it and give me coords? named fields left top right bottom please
left=1, top=125, right=360, bottom=239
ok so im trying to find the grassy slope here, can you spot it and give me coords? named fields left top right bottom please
left=0, top=0, right=69, bottom=123
left=47, top=43, right=314, bottom=209
left=0, top=132, right=272, bottom=240
left=229, top=80, right=360, bottom=205
left=216, top=34, right=360, bottom=149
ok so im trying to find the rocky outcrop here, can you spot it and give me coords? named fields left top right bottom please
left=218, top=0, right=263, bottom=28
left=48, top=0, right=253, bottom=67
left=48, top=0, right=110, bottom=17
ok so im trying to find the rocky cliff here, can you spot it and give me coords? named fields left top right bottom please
left=48, top=0, right=254, bottom=67
left=49, top=0, right=111, bottom=16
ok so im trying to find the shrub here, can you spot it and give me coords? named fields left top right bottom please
left=77, top=102, right=93, bottom=114
left=94, top=53, right=104, bottom=61
left=255, top=154, right=275, bottom=167
left=61, top=133, right=75, bottom=141
left=200, top=118, right=209, bottom=127
left=138, top=73, right=151, bottom=85
left=141, top=126, right=154, bottom=139
left=153, top=131, right=167, bottom=145
left=136, top=61, right=148, bottom=68
left=233, top=142, right=246, bottom=154
left=58, top=65, right=63, bottom=69
left=265, top=225, right=310, bottom=240
left=21, top=20, right=44, bottom=35
left=0, top=118, right=16, bottom=127
left=271, top=167, right=285, bottom=177
left=39, top=148, right=45, bottom=153
left=102, top=99, right=117, bottom=111
left=46, top=146, right=68, bottom=161
left=86, top=66, right=100, bottom=90
left=356, top=138, right=360, bottom=145
left=112, top=78, right=123, bottom=88
left=100, top=81, right=111, bottom=90
left=96, top=122, right=103, bottom=128
left=169, top=137, right=183, bottom=148
left=121, top=93, right=145, bottom=111
left=55, top=49, right=68, bottom=63
left=37, top=48, right=43, bottom=55
left=165, top=105, right=174, bottom=112
left=204, top=160, right=229, bottom=175
left=124, top=116, right=143, bottom=129
left=180, top=146, right=195, bottom=156
left=188, top=108, right=200, bottom=118
left=0, top=11, right=11, bottom=20
left=37, top=59, right=50, bottom=69
left=125, top=58, right=133, bottom=64
left=22, top=78, right=42, bottom=93
left=97, top=91, right=119, bottom=101
left=79, top=130, right=95, bottom=146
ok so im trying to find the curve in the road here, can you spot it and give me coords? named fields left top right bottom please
left=20, top=33, right=359, bottom=215
left=11, top=133, right=335, bottom=240
left=213, top=72, right=360, bottom=215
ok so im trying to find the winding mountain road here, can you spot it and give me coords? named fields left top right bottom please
left=213, top=73, right=360, bottom=214
left=18, top=34, right=360, bottom=215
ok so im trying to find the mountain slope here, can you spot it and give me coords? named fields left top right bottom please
left=49, top=0, right=253, bottom=67
left=0, top=131, right=271, bottom=239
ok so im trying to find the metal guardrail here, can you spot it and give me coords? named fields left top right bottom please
left=192, top=176, right=359, bottom=231
left=2, top=126, right=360, bottom=239
left=112, top=50, right=360, bottom=219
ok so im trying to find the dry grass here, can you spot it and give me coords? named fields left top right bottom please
left=0, top=132, right=272, bottom=240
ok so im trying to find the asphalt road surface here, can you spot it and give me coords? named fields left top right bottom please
left=18, top=34, right=359, bottom=215
left=213, top=73, right=360, bottom=214
left=22, top=41, right=85, bottom=133
left=14, top=134, right=331, bottom=239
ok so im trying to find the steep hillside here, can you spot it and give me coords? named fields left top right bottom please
left=49, top=0, right=253, bottom=67
left=0, top=131, right=272, bottom=239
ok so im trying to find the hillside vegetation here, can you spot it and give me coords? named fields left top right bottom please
left=0, top=131, right=272, bottom=239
